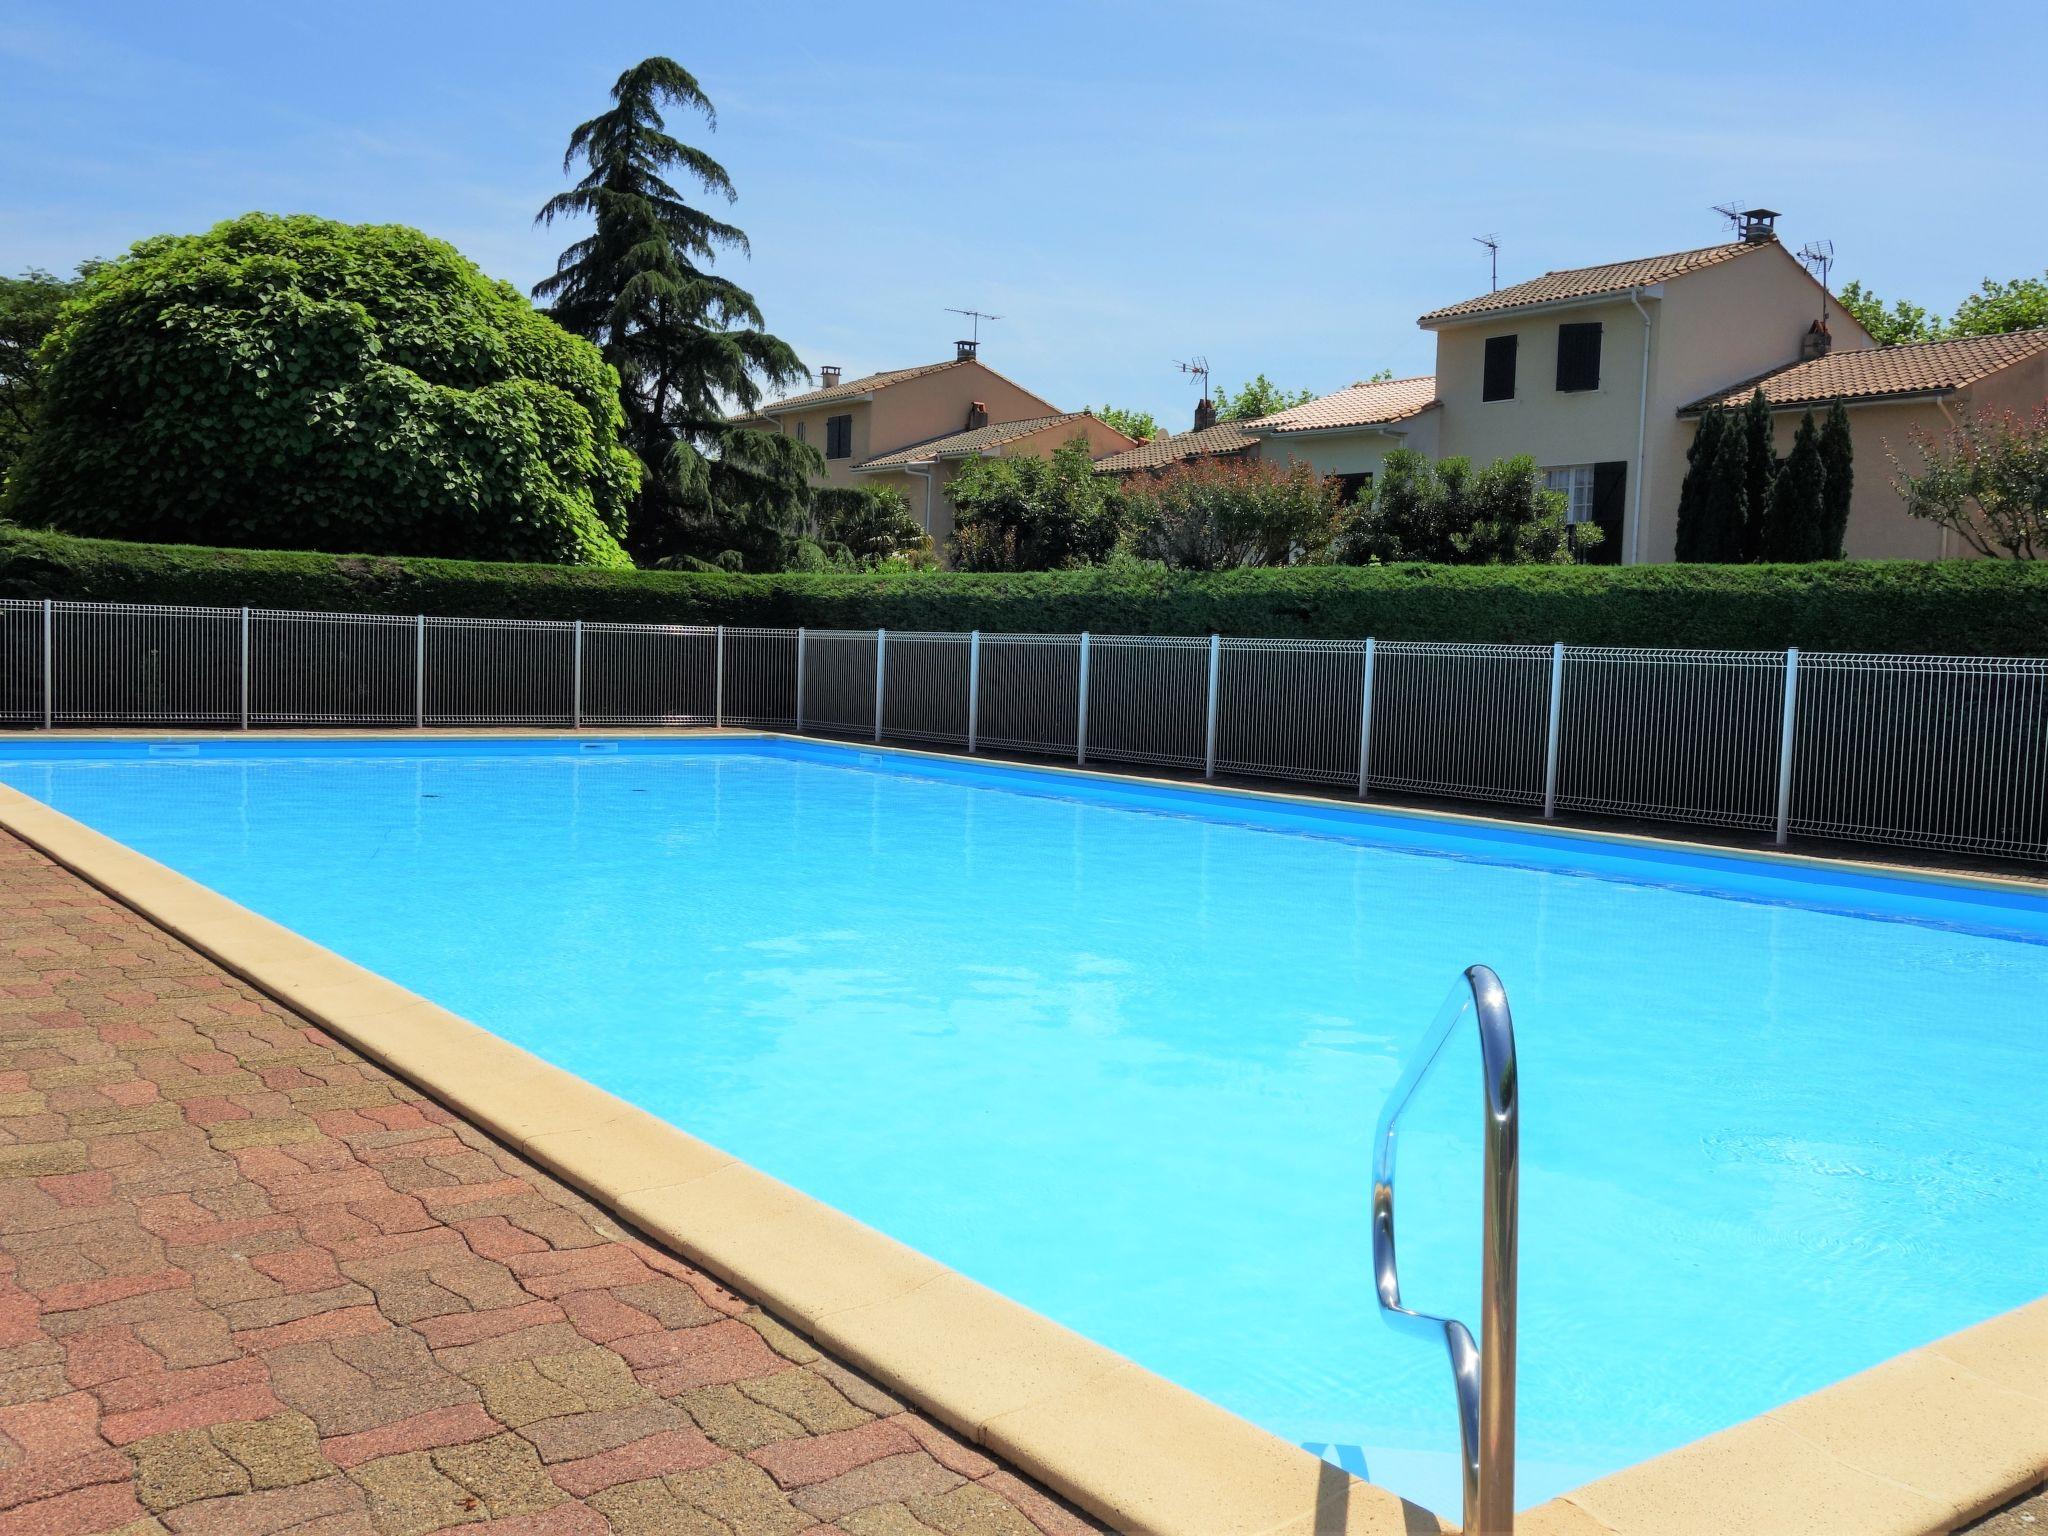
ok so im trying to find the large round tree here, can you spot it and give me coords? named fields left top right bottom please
left=5, top=213, right=641, bottom=567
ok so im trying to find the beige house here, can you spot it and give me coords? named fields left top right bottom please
left=743, top=345, right=1135, bottom=552
left=1681, top=328, right=2048, bottom=558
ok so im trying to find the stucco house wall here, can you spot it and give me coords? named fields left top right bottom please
left=869, top=364, right=1057, bottom=457
left=1252, top=410, right=1441, bottom=476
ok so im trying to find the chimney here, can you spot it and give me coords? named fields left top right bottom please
left=1193, top=396, right=1217, bottom=431
left=954, top=339, right=978, bottom=362
left=965, top=401, right=989, bottom=429
left=1739, top=208, right=1780, bottom=245
left=1800, top=318, right=1833, bottom=361
left=819, top=365, right=842, bottom=389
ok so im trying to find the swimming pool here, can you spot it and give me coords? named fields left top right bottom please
left=2, top=735, right=2042, bottom=1516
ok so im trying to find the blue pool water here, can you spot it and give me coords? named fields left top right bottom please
left=2, top=736, right=2043, bottom=1514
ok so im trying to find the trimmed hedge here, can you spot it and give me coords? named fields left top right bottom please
left=3, top=526, right=2046, bottom=655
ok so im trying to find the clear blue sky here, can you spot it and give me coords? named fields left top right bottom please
left=5, top=0, right=2041, bottom=431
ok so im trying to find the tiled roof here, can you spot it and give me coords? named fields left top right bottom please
left=1419, top=242, right=1762, bottom=324
left=753, top=360, right=966, bottom=414
left=856, top=413, right=1091, bottom=471
left=1681, top=329, right=2048, bottom=413
left=1092, top=420, right=1260, bottom=473
left=1250, top=376, right=1439, bottom=434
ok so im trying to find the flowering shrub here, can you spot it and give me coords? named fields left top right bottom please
left=1120, top=455, right=1343, bottom=570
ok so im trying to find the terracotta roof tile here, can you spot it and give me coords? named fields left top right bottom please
left=754, top=360, right=967, bottom=415
left=1092, top=421, right=1261, bottom=473
left=1250, top=376, right=1439, bottom=434
left=1682, top=329, right=2048, bottom=413
left=1420, top=242, right=1761, bottom=324
left=855, top=413, right=1093, bottom=471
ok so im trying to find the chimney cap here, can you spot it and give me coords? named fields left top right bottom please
left=818, top=364, right=842, bottom=388
left=954, top=339, right=979, bottom=362
left=1738, top=208, right=1780, bottom=244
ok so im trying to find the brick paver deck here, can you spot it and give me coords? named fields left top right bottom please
left=0, top=829, right=1106, bottom=1536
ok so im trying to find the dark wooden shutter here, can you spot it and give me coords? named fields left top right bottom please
left=825, top=415, right=852, bottom=459
left=1586, top=460, right=1627, bottom=564
left=1556, top=323, right=1603, bottom=392
left=1482, top=335, right=1518, bottom=402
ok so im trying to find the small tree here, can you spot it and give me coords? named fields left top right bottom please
left=1213, top=374, right=1316, bottom=422
left=1890, top=404, right=2048, bottom=559
left=1818, top=402, right=1854, bottom=558
left=1760, top=411, right=1829, bottom=561
left=1093, top=404, right=1158, bottom=441
left=1123, top=456, right=1343, bottom=570
left=1737, top=389, right=1777, bottom=561
left=1675, top=408, right=1732, bottom=561
left=812, top=485, right=933, bottom=569
left=1335, top=449, right=1453, bottom=563
left=1702, top=415, right=1751, bottom=560
left=949, top=437, right=1125, bottom=571
left=1449, top=454, right=1591, bottom=565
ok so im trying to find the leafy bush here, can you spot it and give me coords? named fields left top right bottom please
left=1337, top=450, right=1590, bottom=564
left=1891, top=403, right=2048, bottom=559
left=5, top=526, right=2046, bottom=655
left=949, top=438, right=1124, bottom=571
left=811, top=485, right=934, bottom=569
left=1123, top=456, right=1343, bottom=570
left=4, top=214, right=640, bottom=568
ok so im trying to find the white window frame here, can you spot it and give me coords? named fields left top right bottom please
left=1544, top=464, right=1597, bottom=524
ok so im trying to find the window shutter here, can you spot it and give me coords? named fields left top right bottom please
left=1482, top=335, right=1518, bottom=402
left=1557, top=323, right=1603, bottom=392
left=825, top=415, right=852, bottom=459
left=1588, top=460, right=1627, bottom=564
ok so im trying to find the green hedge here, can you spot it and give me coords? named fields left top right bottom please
left=2, top=526, right=2045, bottom=655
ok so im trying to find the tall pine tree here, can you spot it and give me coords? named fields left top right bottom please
left=1736, top=389, right=1777, bottom=562
left=1760, top=410, right=1829, bottom=561
left=1817, top=401, right=1854, bottom=558
left=1703, top=412, right=1750, bottom=562
left=1675, top=409, right=1738, bottom=561
left=537, top=58, right=818, bottom=569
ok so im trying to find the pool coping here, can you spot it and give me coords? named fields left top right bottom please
left=2, top=734, right=2044, bottom=1536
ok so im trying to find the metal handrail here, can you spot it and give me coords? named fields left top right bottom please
left=1371, top=964, right=1519, bottom=1535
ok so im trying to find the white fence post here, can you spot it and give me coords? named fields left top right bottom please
left=414, top=616, right=426, bottom=729
left=1542, top=640, right=1565, bottom=819
left=1356, top=637, right=1377, bottom=798
left=714, top=624, right=725, bottom=729
left=40, top=599, right=53, bottom=730
left=1204, top=633, right=1221, bottom=779
left=239, top=607, right=251, bottom=730
left=873, top=629, right=887, bottom=743
left=794, top=628, right=807, bottom=732
left=571, top=621, right=583, bottom=730
left=1775, top=647, right=1801, bottom=846
left=967, top=630, right=981, bottom=753
left=1075, top=632, right=1091, bottom=765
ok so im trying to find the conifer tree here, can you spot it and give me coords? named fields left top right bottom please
left=1818, top=401, right=1854, bottom=558
left=1762, top=411, right=1829, bottom=561
left=1737, top=389, right=1777, bottom=561
left=537, top=58, right=817, bottom=569
left=1703, top=411, right=1750, bottom=561
left=1675, top=408, right=1728, bottom=561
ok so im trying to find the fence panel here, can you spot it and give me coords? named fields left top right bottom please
left=424, top=617, right=573, bottom=726
left=802, top=630, right=879, bottom=737
left=51, top=602, right=239, bottom=725
left=1084, top=635, right=1209, bottom=771
left=1218, top=639, right=1366, bottom=787
left=250, top=610, right=416, bottom=725
left=724, top=628, right=799, bottom=727
left=1555, top=648, right=1785, bottom=829
left=1368, top=641, right=1550, bottom=806
left=0, top=601, right=42, bottom=723
left=976, top=634, right=1081, bottom=758
left=1791, top=653, right=2048, bottom=860
left=881, top=632, right=972, bottom=745
left=580, top=624, right=715, bottom=725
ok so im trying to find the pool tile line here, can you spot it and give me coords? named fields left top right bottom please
left=0, top=780, right=1446, bottom=1536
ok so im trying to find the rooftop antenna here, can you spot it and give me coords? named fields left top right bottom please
left=1797, top=239, right=1836, bottom=326
left=1712, top=200, right=1748, bottom=234
left=1173, top=356, right=1211, bottom=401
left=1473, top=234, right=1500, bottom=292
left=944, top=307, right=1002, bottom=357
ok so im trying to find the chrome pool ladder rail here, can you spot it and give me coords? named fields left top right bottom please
left=1371, top=964, right=1519, bottom=1535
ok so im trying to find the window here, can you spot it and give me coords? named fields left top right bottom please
left=825, top=414, right=853, bottom=459
left=1545, top=465, right=1597, bottom=524
left=1482, top=334, right=1517, bottom=402
left=794, top=421, right=807, bottom=444
left=1556, top=322, right=1602, bottom=392
left=1334, top=471, right=1374, bottom=504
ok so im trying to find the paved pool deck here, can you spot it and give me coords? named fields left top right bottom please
left=0, top=828, right=1106, bottom=1536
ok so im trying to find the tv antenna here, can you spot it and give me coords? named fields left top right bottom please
left=945, top=307, right=1003, bottom=345
left=1473, top=234, right=1500, bottom=291
left=1173, top=356, right=1211, bottom=401
left=1711, top=201, right=1749, bottom=234
left=1797, top=239, right=1836, bottom=326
